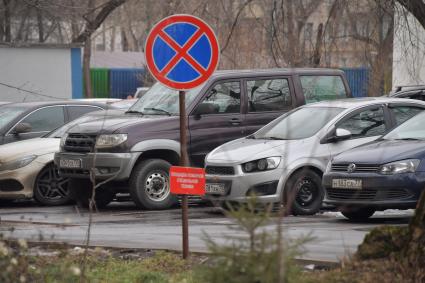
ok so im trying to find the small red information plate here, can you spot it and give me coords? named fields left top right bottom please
left=170, top=166, right=205, bottom=195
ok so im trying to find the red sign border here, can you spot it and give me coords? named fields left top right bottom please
left=145, top=14, right=220, bottom=90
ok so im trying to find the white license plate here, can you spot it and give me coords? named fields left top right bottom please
left=206, top=183, right=226, bottom=195
left=332, top=179, right=362, bottom=189
left=59, top=158, right=82, bottom=169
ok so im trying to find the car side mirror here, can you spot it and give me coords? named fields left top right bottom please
left=335, top=128, right=352, bottom=141
left=193, top=103, right=219, bottom=118
left=13, top=123, right=32, bottom=134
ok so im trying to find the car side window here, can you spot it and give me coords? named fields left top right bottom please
left=391, top=106, right=424, bottom=126
left=67, top=106, right=102, bottom=120
left=246, top=78, right=291, bottom=112
left=338, top=107, right=386, bottom=138
left=20, top=106, right=65, bottom=132
left=300, top=75, right=347, bottom=104
left=196, top=81, right=241, bottom=114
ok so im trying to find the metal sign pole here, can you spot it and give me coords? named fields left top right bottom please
left=145, top=14, right=219, bottom=261
left=179, top=90, right=189, bottom=259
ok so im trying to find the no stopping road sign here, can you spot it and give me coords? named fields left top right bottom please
left=145, top=14, right=220, bottom=90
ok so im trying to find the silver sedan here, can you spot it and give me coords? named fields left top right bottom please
left=204, top=97, right=425, bottom=215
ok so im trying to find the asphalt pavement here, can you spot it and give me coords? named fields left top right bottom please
left=0, top=201, right=413, bottom=263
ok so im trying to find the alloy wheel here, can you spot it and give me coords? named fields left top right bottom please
left=36, top=165, right=70, bottom=203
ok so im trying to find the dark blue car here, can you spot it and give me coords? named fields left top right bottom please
left=322, top=111, right=425, bottom=220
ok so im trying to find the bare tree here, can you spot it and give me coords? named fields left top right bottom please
left=392, top=0, right=425, bottom=266
left=342, top=0, right=394, bottom=96
left=397, top=0, right=425, bottom=30
left=2, top=0, right=12, bottom=42
left=267, top=0, right=322, bottom=67
left=71, top=0, right=126, bottom=98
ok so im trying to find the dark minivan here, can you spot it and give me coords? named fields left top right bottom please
left=0, top=101, right=113, bottom=145
left=55, top=68, right=352, bottom=210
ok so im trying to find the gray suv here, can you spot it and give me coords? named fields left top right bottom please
left=54, top=68, right=351, bottom=210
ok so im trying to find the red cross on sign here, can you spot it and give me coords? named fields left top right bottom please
left=170, top=166, right=205, bottom=195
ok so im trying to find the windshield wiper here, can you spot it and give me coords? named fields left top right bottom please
left=246, top=135, right=256, bottom=139
left=261, top=136, right=287, bottom=140
left=125, top=110, right=144, bottom=115
left=394, top=138, right=423, bottom=141
left=144, top=107, right=172, bottom=116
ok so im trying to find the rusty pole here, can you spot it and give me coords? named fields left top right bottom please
left=179, top=90, right=189, bottom=259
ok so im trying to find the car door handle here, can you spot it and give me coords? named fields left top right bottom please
left=229, top=118, right=242, bottom=125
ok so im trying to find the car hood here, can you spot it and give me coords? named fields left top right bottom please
left=333, top=139, right=425, bottom=165
left=0, top=138, right=59, bottom=163
left=207, top=138, right=304, bottom=164
left=67, top=114, right=179, bottom=134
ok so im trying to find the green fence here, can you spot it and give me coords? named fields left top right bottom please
left=83, top=68, right=109, bottom=98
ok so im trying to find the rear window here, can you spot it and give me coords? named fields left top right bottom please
left=300, top=75, right=347, bottom=104
left=67, top=106, right=102, bottom=120
left=253, top=106, right=344, bottom=140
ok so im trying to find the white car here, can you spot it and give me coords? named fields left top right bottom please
left=204, top=98, right=425, bottom=215
left=0, top=109, right=124, bottom=206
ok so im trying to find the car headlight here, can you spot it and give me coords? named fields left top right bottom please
left=0, top=155, right=37, bottom=171
left=379, top=159, right=420, bottom=175
left=242, top=157, right=281, bottom=173
left=95, top=134, right=128, bottom=148
left=60, top=133, right=68, bottom=148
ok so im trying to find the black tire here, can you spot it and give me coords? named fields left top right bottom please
left=285, top=169, right=324, bottom=215
left=341, top=208, right=375, bottom=221
left=34, top=164, right=71, bottom=206
left=129, top=159, right=177, bottom=210
left=68, top=179, right=114, bottom=209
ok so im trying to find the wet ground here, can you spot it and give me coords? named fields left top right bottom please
left=0, top=200, right=413, bottom=263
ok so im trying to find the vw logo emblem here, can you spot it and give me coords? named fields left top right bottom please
left=347, top=163, right=356, bottom=173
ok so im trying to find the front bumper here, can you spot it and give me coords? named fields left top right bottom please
left=322, top=171, right=425, bottom=210
left=0, top=160, right=46, bottom=199
left=204, top=162, right=286, bottom=204
left=54, top=151, right=141, bottom=181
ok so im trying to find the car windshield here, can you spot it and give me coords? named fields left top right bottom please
left=128, top=82, right=204, bottom=115
left=383, top=111, right=425, bottom=140
left=46, top=114, right=102, bottom=138
left=253, top=107, right=344, bottom=140
left=0, top=105, right=28, bottom=129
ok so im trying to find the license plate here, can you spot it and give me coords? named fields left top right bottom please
left=206, top=183, right=226, bottom=195
left=59, top=158, right=82, bottom=169
left=332, top=179, right=362, bottom=189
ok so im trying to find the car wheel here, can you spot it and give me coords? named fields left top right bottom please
left=69, top=179, right=114, bottom=209
left=34, top=164, right=71, bottom=206
left=129, top=159, right=177, bottom=210
left=285, top=169, right=323, bottom=216
left=341, top=208, right=375, bottom=221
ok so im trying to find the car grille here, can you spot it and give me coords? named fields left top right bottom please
left=205, top=166, right=235, bottom=175
left=64, top=134, right=97, bottom=153
left=59, top=168, right=90, bottom=176
left=327, top=188, right=412, bottom=201
left=0, top=179, right=24, bottom=192
left=331, top=163, right=380, bottom=173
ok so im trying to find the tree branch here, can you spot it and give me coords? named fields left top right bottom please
left=220, top=0, right=254, bottom=53
left=397, top=0, right=425, bottom=31
left=72, top=0, right=126, bottom=43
